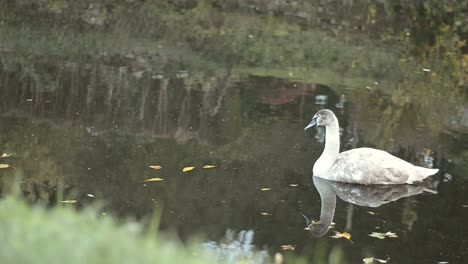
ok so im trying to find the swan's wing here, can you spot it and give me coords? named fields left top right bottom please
left=329, top=148, right=414, bottom=184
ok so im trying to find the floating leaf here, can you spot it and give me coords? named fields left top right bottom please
left=143, top=177, right=164, bottom=182
left=366, top=211, right=375, bottom=215
left=374, top=258, right=389, bottom=263
left=260, top=188, right=271, bottom=191
left=1, top=153, right=13, bottom=158
left=0, top=164, right=10, bottom=169
left=369, top=232, right=386, bottom=239
left=289, top=184, right=298, bottom=187
left=87, top=194, right=95, bottom=198
left=369, top=231, right=397, bottom=239
left=182, top=166, right=195, bottom=172
left=149, top=165, right=162, bottom=170
left=60, top=200, right=77, bottom=204
left=202, top=165, right=216, bottom=169
left=363, top=257, right=390, bottom=263
left=260, top=212, right=271, bottom=216
left=330, top=231, right=353, bottom=242
left=384, top=231, right=398, bottom=238
left=280, top=245, right=295, bottom=251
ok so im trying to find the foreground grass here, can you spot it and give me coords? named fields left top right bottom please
left=0, top=196, right=213, bottom=264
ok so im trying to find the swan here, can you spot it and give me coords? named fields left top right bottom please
left=304, top=109, right=438, bottom=184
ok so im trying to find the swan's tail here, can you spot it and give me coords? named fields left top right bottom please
left=407, top=167, right=439, bottom=184
left=420, top=167, right=439, bottom=177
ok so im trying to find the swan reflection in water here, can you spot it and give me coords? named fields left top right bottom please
left=305, top=176, right=437, bottom=237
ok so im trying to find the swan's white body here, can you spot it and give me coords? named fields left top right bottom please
left=307, top=109, right=438, bottom=185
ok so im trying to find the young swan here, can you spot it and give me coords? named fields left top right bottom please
left=304, top=109, right=438, bottom=184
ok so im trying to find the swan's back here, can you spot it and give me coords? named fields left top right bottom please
left=325, top=148, right=438, bottom=184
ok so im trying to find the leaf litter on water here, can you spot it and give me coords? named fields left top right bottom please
left=280, top=245, right=295, bottom=251
left=330, top=231, right=353, bottom=242
left=60, top=200, right=78, bottom=204
left=149, top=165, right=162, bottom=170
left=363, top=257, right=390, bottom=263
left=1, top=153, right=13, bottom=158
left=182, top=166, right=195, bottom=172
left=369, top=231, right=398, bottom=239
left=260, top=188, right=271, bottom=191
left=143, top=177, right=164, bottom=182
left=0, top=164, right=11, bottom=169
left=202, top=165, right=216, bottom=169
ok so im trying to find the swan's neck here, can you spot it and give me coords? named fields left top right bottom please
left=323, top=121, right=340, bottom=159
left=314, top=116, right=340, bottom=175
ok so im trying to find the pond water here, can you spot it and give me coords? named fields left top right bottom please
left=0, top=1, right=467, bottom=263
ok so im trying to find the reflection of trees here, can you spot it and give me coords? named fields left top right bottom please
left=0, top=56, right=237, bottom=145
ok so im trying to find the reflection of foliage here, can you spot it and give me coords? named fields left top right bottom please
left=350, top=28, right=466, bottom=152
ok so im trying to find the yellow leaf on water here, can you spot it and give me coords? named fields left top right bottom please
left=280, top=245, right=295, bottom=251
left=143, top=177, right=164, bottom=182
left=202, top=165, right=216, bottom=169
left=330, top=231, right=353, bottom=242
left=183, top=166, right=195, bottom=172
left=341, top=232, right=351, bottom=240
left=60, top=200, right=77, bottom=204
left=149, top=165, right=162, bottom=170
left=260, top=212, right=270, bottom=216
left=0, top=164, right=10, bottom=169
left=260, top=188, right=271, bottom=191
left=363, top=257, right=374, bottom=264
left=1, top=153, right=13, bottom=158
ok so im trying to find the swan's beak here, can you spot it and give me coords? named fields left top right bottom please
left=304, top=117, right=317, bottom=131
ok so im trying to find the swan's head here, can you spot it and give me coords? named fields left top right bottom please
left=304, top=109, right=335, bottom=130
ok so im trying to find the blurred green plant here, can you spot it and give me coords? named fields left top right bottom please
left=0, top=195, right=215, bottom=264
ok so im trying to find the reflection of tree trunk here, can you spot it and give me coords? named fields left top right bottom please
left=177, top=91, right=191, bottom=130
left=345, top=203, right=354, bottom=232
left=175, top=89, right=198, bottom=142
left=66, top=65, right=79, bottom=118
left=198, top=66, right=232, bottom=141
left=33, top=76, right=41, bottom=114
left=1, top=71, right=10, bottom=110
left=105, top=67, right=115, bottom=115
left=154, top=78, right=168, bottom=136
left=300, top=94, right=305, bottom=121
left=115, top=67, right=127, bottom=120
left=209, top=66, right=232, bottom=117
left=18, top=77, right=28, bottom=111
left=138, top=76, right=151, bottom=121
left=54, top=67, right=62, bottom=112
left=86, top=65, right=97, bottom=118
left=402, top=198, right=418, bottom=231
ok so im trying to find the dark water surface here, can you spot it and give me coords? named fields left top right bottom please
left=1, top=1, right=467, bottom=263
